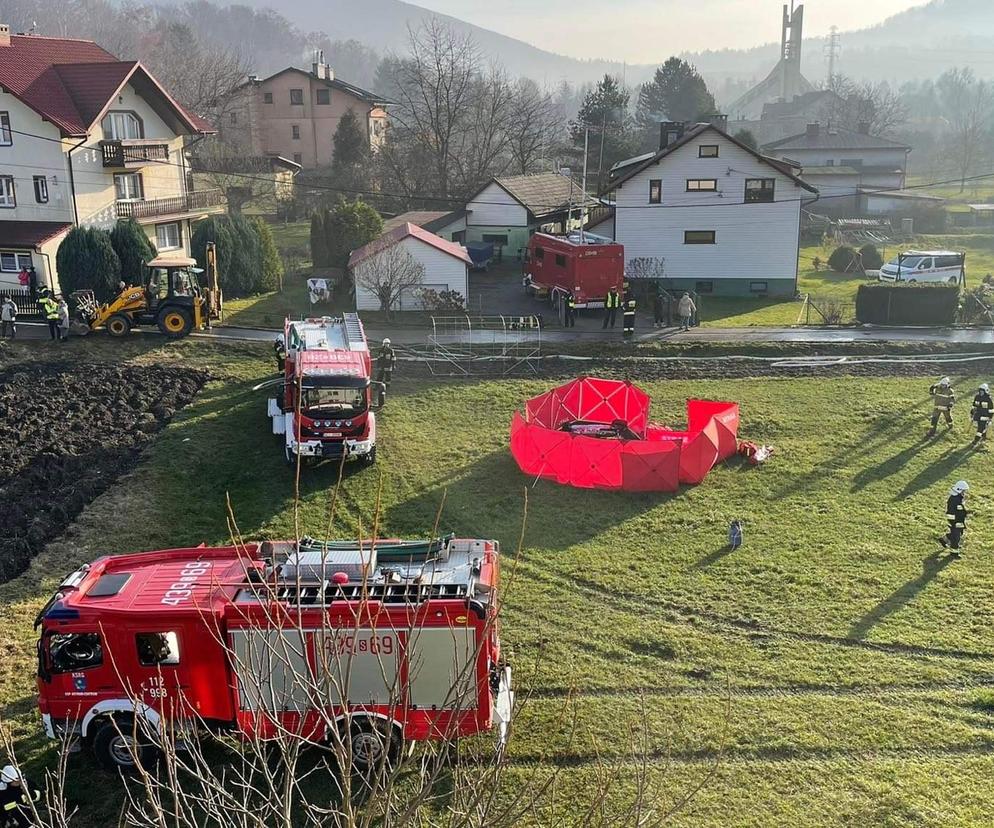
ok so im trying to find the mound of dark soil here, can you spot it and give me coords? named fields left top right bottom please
left=0, top=363, right=207, bottom=582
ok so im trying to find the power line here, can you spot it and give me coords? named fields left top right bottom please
left=3, top=123, right=994, bottom=214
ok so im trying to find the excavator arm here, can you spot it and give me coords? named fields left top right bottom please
left=89, top=286, right=148, bottom=329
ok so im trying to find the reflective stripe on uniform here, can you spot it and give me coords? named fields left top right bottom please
left=947, top=514, right=957, bottom=520
left=3, top=801, right=17, bottom=811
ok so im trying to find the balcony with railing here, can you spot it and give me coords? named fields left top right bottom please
left=101, top=140, right=171, bottom=168
left=114, top=189, right=226, bottom=221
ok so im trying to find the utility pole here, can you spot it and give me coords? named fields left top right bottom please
left=580, top=127, right=589, bottom=243
left=824, top=26, right=840, bottom=87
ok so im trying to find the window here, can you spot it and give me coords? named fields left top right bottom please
left=33, top=176, right=48, bottom=203
left=101, top=111, right=143, bottom=140
left=936, top=255, right=964, bottom=268
left=155, top=222, right=181, bottom=250
left=291, top=125, right=301, bottom=140
left=114, top=172, right=143, bottom=201
left=292, top=153, right=302, bottom=164
left=289, top=88, right=304, bottom=105
left=699, top=145, right=719, bottom=158
left=825, top=160, right=835, bottom=166
left=695, top=281, right=714, bottom=294
left=648, top=179, right=662, bottom=204
left=554, top=254, right=566, bottom=267
left=744, top=178, right=775, bottom=203
left=316, top=88, right=330, bottom=105
left=685, top=230, right=716, bottom=244
left=0, top=112, right=10, bottom=146
left=482, top=233, right=508, bottom=245
left=0, top=252, right=33, bottom=272
left=0, top=175, right=14, bottom=207
left=535, top=246, right=544, bottom=260
left=686, top=179, right=718, bottom=192
left=229, top=111, right=238, bottom=125
left=263, top=92, right=274, bottom=104
left=749, top=281, right=768, bottom=294
left=136, top=632, right=180, bottom=666
left=49, top=632, right=103, bottom=673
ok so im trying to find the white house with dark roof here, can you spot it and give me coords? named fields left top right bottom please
left=763, top=123, right=911, bottom=213
left=599, top=121, right=818, bottom=297
left=0, top=24, right=221, bottom=291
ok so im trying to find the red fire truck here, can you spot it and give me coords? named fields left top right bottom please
left=523, top=232, right=624, bottom=317
left=35, top=535, right=513, bottom=773
left=267, top=315, right=382, bottom=465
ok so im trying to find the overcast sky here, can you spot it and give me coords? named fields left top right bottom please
left=413, top=0, right=927, bottom=63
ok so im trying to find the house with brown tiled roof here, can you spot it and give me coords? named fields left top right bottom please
left=0, top=23, right=222, bottom=291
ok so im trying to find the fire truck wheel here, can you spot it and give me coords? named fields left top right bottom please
left=284, top=445, right=296, bottom=466
left=91, top=717, right=158, bottom=773
left=346, top=717, right=402, bottom=774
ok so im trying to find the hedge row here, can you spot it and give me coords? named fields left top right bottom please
left=855, top=283, right=959, bottom=325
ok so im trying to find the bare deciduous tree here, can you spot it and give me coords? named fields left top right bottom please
left=824, top=75, right=908, bottom=136
left=937, top=68, right=994, bottom=191
left=506, top=78, right=560, bottom=175
left=352, top=245, right=426, bottom=317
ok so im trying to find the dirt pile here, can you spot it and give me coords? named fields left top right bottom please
left=0, top=363, right=207, bottom=582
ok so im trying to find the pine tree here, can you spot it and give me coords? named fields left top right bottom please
left=332, top=109, right=369, bottom=170
left=251, top=217, right=284, bottom=291
left=109, top=219, right=157, bottom=286
left=570, top=75, right=640, bottom=188
left=191, top=217, right=235, bottom=295
left=635, top=58, right=717, bottom=150
left=228, top=214, right=263, bottom=294
left=55, top=227, right=121, bottom=303
left=325, top=200, right=383, bottom=270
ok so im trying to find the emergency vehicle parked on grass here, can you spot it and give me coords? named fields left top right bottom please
left=267, top=315, right=383, bottom=465
left=523, top=232, right=624, bottom=319
left=35, top=535, right=513, bottom=773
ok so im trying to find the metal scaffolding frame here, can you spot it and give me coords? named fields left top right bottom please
left=426, top=315, right=542, bottom=376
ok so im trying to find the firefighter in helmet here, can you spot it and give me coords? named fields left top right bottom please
left=939, top=480, right=969, bottom=554
left=927, top=376, right=955, bottom=437
left=564, top=292, right=576, bottom=328
left=0, top=765, right=40, bottom=828
left=273, top=333, right=288, bottom=373
left=375, top=338, right=396, bottom=405
left=971, top=383, right=993, bottom=443
left=622, top=293, right=636, bottom=340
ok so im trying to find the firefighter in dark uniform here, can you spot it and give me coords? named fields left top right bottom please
left=602, top=287, right=620, bottom=329
left=927, top=376, right=955, bottom=437
left=375, top=338, right=396, bottom=405
left=273, top=334, right=288, bottom=373
left=0, top=765, right=40, bottom=828
left=939, top=480, right=969, bottom=554
left=564, top=292, right=576, bottom=328
left=622, top=294, right=636, bottom=340
left=971, top=383, right=993, bottom=443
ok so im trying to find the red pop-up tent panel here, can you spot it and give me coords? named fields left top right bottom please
left=509, top=378, right=739, bottom=492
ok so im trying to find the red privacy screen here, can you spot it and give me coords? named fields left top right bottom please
left=509, top=377, right=739, bottom=491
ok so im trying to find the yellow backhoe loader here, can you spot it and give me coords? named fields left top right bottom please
left=73, top=243, right=223, bottom=339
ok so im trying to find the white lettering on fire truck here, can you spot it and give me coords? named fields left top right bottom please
left=161, top=562, right=209, bottom=606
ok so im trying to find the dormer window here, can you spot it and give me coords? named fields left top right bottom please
left=102, top=111, right=143, bottom=141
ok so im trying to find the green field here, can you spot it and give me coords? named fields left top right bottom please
left=4, top=338, right=994, bottom=825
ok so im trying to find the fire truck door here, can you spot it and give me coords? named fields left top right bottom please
left=229, top=630, right=311, bottom=712
left=42, top=628, right=115, bottom=698
left=314, top=629, right=400, bottom=706
left=131, top=631, right=186, bottom=707
left=407, top=628, right=477, bottom=710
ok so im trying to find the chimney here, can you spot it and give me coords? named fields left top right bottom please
left=805, top=122, right=820, bottom=139
left=0, top=24, right=10, bottom=47
left=856, top=121, right=870, bottom=135
left=706, top=113, right=728, bottom=133
left=659, top=121, right=684, bottom=150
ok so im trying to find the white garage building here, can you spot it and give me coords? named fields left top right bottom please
left=349, top=222, right=472, bottom=312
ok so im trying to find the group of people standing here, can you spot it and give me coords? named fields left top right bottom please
left=0, top=289, right=68, bottom=342
left=560, top=286, right=698, bottom=338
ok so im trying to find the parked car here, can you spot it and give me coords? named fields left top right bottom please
left=878, top=251, right=966, bottom=284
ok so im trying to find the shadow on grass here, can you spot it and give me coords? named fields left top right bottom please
left=850, top=434, right=931, bottom=492
left=689, top=544, right=738, bottom=570
left=847, top=550, right=956, bottom=641
left=385, top=449, right=674, bottom=551
left=895, top=443, right=975, bottom=501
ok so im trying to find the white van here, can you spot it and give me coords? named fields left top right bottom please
left=878, top=251, right=965, bottom=284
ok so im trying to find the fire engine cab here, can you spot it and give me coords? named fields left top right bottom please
left=35, top=535, right=512, bottom=773
left=523, top=232, right=624, bottom=318
left=268, top=315, right=383, bottom=465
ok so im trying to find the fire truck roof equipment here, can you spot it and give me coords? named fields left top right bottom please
left=509, top=377, right=739, bottom=491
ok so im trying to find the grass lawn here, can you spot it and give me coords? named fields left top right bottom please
left=4, top=338, right=994, bottom=825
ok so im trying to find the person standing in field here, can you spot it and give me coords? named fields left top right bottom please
left=39, top=290, right=59, bottom=341
left=56, top=297, right=70, bottom=342
left=927, top=377, right=955, bottom=437
left=971, top=383, right=993, bottom=443
left=678, top=292, right=696, bottom=331
left=0, top=297, right=16, bottom=339
left=939, top=480, right=969, bottom=555
left=602, top=286, right=620, bottom=329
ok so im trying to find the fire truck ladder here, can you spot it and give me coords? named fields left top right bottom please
left=342, top=313, right=365, bottom=349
